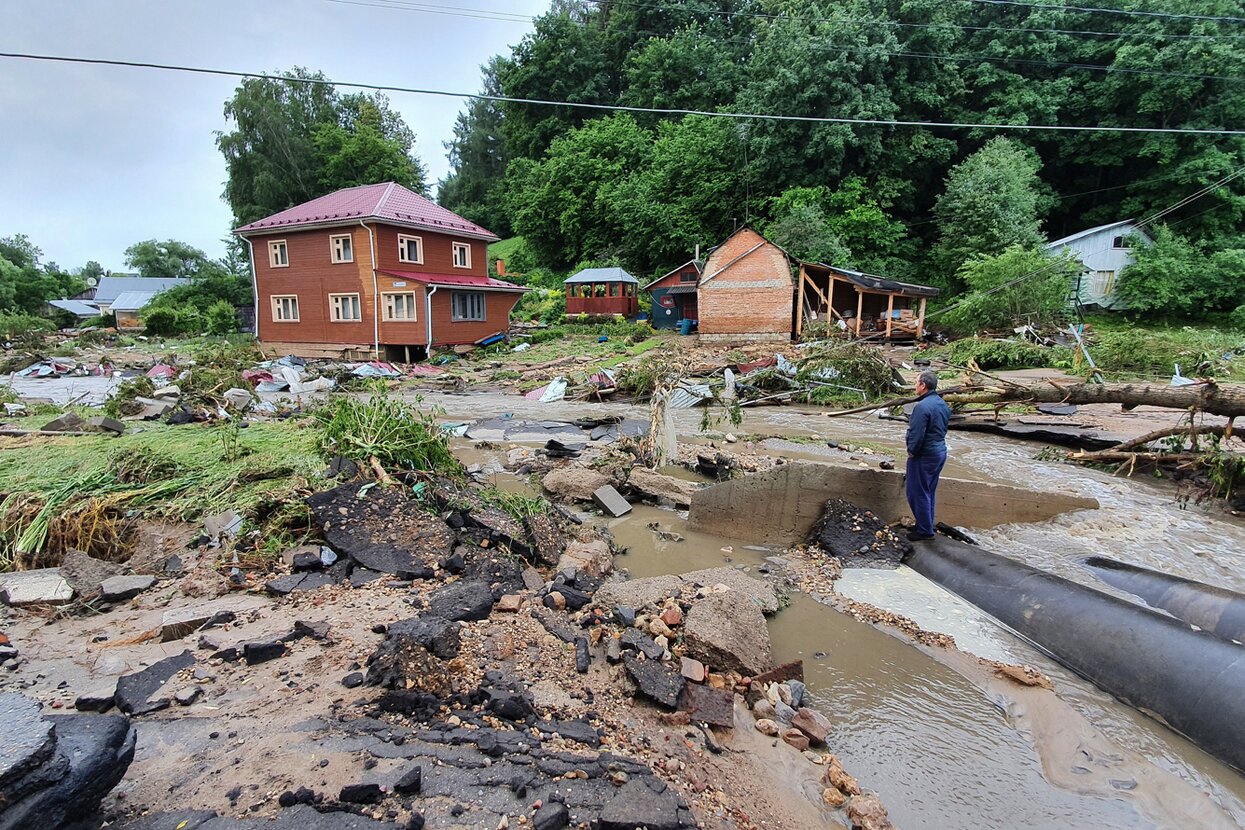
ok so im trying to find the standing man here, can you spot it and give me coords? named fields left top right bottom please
left=905, top=369, right=951, bottom=542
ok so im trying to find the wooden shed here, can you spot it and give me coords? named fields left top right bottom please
left=697, top=228, right=795, bottom=341
left=642, top=260, right=702, bottom=330
left=564, top=267, right=640, bottom=317
left=797, top=262, right=938, bottom=340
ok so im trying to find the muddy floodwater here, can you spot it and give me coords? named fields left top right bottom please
left=435, top=387, right=1245, bottom=829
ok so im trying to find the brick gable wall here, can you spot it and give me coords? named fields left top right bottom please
left=698, top=229, right=794, bottom=337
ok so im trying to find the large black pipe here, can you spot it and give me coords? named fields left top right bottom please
left=907, top=538, right=1245, bottom=773
left=1081, top=556, right=1245, bottom=644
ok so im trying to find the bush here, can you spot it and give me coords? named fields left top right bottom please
left=316, top=396, right=461, bottom=476
left=940, top=246, right=1081, bottom=335
left=1231, top=304, right=1245, bottom=331
left=141, top=306, right=180, bottom=337
left=0, top=311, right=55, bottom=339
left=205, top=301, right=238, bottom=336
left=931, top=337, right=1060, bottom=370
left=1084, top=325, right=1245, bottom=380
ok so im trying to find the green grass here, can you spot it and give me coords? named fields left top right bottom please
left=488, top=236, right=526, bottom=263
left=1081, top=316, right=1245, bottom=381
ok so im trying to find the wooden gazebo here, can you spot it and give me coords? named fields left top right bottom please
left=564, top=267, right=639, bottom=317
left=797, top=262, right=938, bottom=339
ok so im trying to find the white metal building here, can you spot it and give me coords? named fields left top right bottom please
left=1045, top=219, right=1152, bottom=310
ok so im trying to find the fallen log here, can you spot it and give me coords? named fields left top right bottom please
left=945, top=380, right=1245, bottom=419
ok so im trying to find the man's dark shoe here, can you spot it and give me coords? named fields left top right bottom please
left=907, top=531, right=935, bottom=542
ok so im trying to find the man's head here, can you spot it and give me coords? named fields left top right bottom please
left=916, top=369, right=938, bottom=395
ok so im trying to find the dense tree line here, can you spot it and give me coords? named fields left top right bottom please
left=438, top=0, right=1245, bottom=319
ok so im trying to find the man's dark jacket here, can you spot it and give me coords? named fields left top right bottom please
left=906, top=392, right=951, bottom=458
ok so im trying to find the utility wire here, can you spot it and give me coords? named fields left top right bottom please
left=579, top=0, right=1245, bottom=42
left=957, top=0, right=1245, bottom=26
left=323, top=0, right=533, bottom=23
left=4, top=51, right=1245, bottom=135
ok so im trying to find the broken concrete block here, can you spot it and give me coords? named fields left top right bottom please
left=556, top=539, right=613, bottom=578
left=114, top=650, right=195, bottom=714
left=495, top=594, right=525, bottom=613
left=59, top=550, right=124, bottom=598
left=679, top=682, right=734, bottom=729
left=627, top=467, right=699, bottom=506
left=542, top=467, right=609, bottom=501
left=100, top=575, right=155, bottom=603
left=40, top=411, right=84, bottom=432
left=623, top=652, right=684, bottom=708
left=152, top=385, right=180, bottom=398
left=86, top=416, right=125, bottom=435
left=131, top=398, right=173, bottom=420
left=74, top=684, right=117, bottom=713
left=592, top=485, right=632, bottom=518
left=791, top=707, right=832, bottom=745
left=159, top=608, right=230, bottom=642
left=682, top=591, right=773, bottom=677
left=0, top=569, right=74, bottom=606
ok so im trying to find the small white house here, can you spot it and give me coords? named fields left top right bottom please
left=1045, top=219, right=1152, bottom=310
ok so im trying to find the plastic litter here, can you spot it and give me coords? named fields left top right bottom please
left=1171, top=364, right=1197, bottom=387
left=512, top=342, right=532, bottom=352
left=352, top=362, right=401, bottom=378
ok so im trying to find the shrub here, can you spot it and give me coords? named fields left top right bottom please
left=205, top=300, right=238, bottom=336
left=141, top=306, right=180, bottom=336
left=316, top=396, right=462, bottom=476
left=1231, top=304, right=1245, bottom=331
left=940, top=246, right=1081, bottom=335
left=931, top=337, right=1060, bottom=370
left=0, top=311, right=55, bottom=339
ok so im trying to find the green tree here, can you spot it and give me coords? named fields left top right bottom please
left=931, top=138, right=1045, bottom=293
left=1115, top=226, right=1245, bottom=319
left=313, top=93, right=427, bottom=194
left=620, top=24, right=745, bottom=115
left=438, top=58, right=511, bottom=236
left=124, top=239, right=220, bottom=279
left=942, top=246, right=1082, bottom=334
left=0, top=234, right=86, bottom=313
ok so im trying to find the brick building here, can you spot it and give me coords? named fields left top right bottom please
left=233, top=182, right=527, bottom=360
left=697, top=228, right=795, bottom=341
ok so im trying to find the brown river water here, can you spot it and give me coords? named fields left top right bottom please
left=427, top=388, right=1245, bottom=830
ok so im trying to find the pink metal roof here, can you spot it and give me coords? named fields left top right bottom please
left=379, top=270, right=529, bottom=291
left=234, top=182, right=498, bottom=240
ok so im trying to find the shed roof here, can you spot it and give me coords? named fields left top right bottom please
left=642, top=260, right=703, bottom=291
left=1046, top=219, right=1145, bottom=249
left=805, top=262, right=939, bottom=298
left=565, top=267, right=638, bottom=285
left=48, top=299, right=101, bottom=317
left=378, top=270, right=529, bottom=292
left=109, top=291, right=162, bottom=312
left=94, top=276, right=188, bottom=305
left=234, top=182, right=498, bottom=241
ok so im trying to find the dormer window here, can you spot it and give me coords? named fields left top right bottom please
left=452, top=242, right=471, bottom=269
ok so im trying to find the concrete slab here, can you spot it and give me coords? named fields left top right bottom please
left=0, top=570, right=75, bottom=606
left=687, top=461, right=1099, bottom=545
left=592, top=485, right=632, bottom=518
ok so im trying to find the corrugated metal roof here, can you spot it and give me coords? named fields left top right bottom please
left=94, top=276, right=188, bottom=304
left=109, top=291, right=161, bottom=312
left=378, top=270, right=529, bottom=291
left=48, top=299, right=101, bottom=317
left=812, top=264, right=939, bottom=298
left=234, top=182, right=498, bottom=241
left=565, top=267, right=638, bottom=285
left=1046, top=219, right=1139, bottom=249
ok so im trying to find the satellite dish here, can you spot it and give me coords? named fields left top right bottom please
left=86, top=277, right=98, bottom=287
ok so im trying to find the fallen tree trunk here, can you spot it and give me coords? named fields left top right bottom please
left=943, top=380, right=1245, bottom=419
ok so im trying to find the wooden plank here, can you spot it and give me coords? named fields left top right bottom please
left=885, top=293, right=895, bottom=339
left=796, top=263, right=806, bottom=336
left=916, top=297, right=927, bottom=338
left=855, top=289, right=864, bottom=337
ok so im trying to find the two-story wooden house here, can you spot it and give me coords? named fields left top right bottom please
left=233, top=182, right=527, bottom=360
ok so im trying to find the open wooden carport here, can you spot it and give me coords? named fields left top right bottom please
left=797, top=262, right=939, bottom=340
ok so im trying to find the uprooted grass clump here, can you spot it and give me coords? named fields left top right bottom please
left=796, top=342, right=898, bottom=403
left=929, top=337, right=1062, bottom=371
left=316, top=395, right=462, bottom=478
left=103, top=375, right=156, bottom=418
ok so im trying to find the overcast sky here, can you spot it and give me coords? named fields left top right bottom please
left=1, top=0, right=548, bottom=272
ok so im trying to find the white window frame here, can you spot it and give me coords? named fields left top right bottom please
left=268, top=240, right=289, bottom=268
left=398, top=234, right=424, bottom=264
left=451, top=290, right=486, bottom=322
left=1112, top=235, right=1129, bottom=250
left=451, top=241, right=472, bottom=269
left=382, top=291, right=418, bottom=322
left=328, top=293, right=361, bottom=322
left=271, top=294, right=299, bottom=322
left=330, top=234, right=353, bottom=263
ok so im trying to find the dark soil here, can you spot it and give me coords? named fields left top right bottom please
left=808, top=499, right=911, bottom=569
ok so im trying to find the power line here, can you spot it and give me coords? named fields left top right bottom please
left=323, top=0, right=533, bottom=23
left=581, top=0, right=1245, bottom=42
left=957, top=0, right=1245, bottom=26
left=318, top=0, right=1245, bottom=83
left=5, top=51, right=1245, bottom=135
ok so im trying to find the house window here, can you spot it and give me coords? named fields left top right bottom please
left=330, top=234, right=353, bottom=263
left=268, top=240, right=288, bottom=268
left=271, top=295, right=299, bottom=322
left=679, top=272, right=697, bottom=283
left=329, top=293, right=361, bottom=322
left=398, top=235, right=423, bottom=264
left=1112, top=236, right=1129, bottom=249
left=452, top=291, right=486, bottom=322
left=452, top=242, right=472, bottom=269
left=383, top=292, right=417, bottom=321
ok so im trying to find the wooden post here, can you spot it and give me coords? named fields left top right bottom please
left=796, top=264, right=807, bottom=336
left=885, top=293, right=895, bottom=339
left=855, top=289, right=864, bottom=337
left=916, top=297, right=928, bottom=337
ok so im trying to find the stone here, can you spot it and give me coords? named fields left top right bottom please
left=592, top=485, right=632, bottom=517
left=619, top=629, right=664, bottom=661
left=75, top=685, right=117, bottom=713
left=823, top=786, right=848, bottom=807
left=86, top=416, right=126, bottom=435
left=41, top=411, right=84, bottom=432
left=606, top=637, right=623, bottom=664
left=678, top=683, right=734, bottom=729
left=532, top=799, right=569, bottom=830
left=292, top=551, right=324, bottom=571
left=384, top=617, right=462, bottom=660
left=222, top=388, right=253, bottom=410
left=776, top=683, right=793, bottom=706
left=613, top=605, right=636, bottom=627
left=99, top=575, right=155, bottom=603
left=495, top=594, right=525, bottom=613
left=425, top=579, right=493, bottom=622
left=574, top=637, right=590, bottom=673
left=774, top=701, right=796, bottom=725
left=366, top=630, right=454, bottom=698
left=599, top=778, right=682, bottom=830
left=752, top=699, right=776, bottom=720
left=679, top=656, right=706, bottom=683
left=339, top=783, right=383, bottom=804
left=521, top=567, right=545, bottom=592
left=781, top=729, right=810, bottom=752
left=660, top=604, right=683, bottom=627
left=541, top=467, right=609, bottom=501
left=792, top=707, right=832, bottom=745
left=754, top=718, right=779, bottom=736
left=342, top=672, right=365, bottom=689
left=0, top=569, right=74, bottom=606
left=544, top=591, right=567, bottom=611
left=265, top=571, right=337, bottom=595
left=289, top=620, right=331, bottom=641
left=682, top=591, right=773, bottom=676
left=593, top=574, right=683, bottom=612
left=623, top=653, right=684, bottom=709
left=114, top=650, right=194, bottom=715
left=679, top=567, right=779, bottom=614
left=745, top=661, right=805, bottom=703
left=244, top=640, right=287, bottom=665
left=846, top=794, right=895, bottom=830
left=626, top=467, right=698, bottom=506
left=60, top=550, right=124, bottom=598
left=824, top=755, right=862, bottom=796
left=152, top=384, right=180, bottom=398
left=556, top=585, right=592, bottom=611
left=556, top=539, right=612, bottom=578
left=394, top=764, right=422, bottom=795
left=787, top=679, right=807, bottom=708
left=175, top=687, right=202, bottom=706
